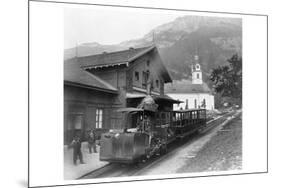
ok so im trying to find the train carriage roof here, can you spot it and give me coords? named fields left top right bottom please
left=173, top=109, right=206, bottom=112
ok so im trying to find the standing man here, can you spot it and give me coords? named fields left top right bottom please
left=87, top=130, right=97, bottom=153
left=69, top=134, right=85, bottom=165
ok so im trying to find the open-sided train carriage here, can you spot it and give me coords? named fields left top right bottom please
left=172, top=109, right=207, bottom=138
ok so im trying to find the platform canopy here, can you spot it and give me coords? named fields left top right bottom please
left=126, top=93, right=146, bottom=99
left=116, top=108, right=144, bottom=113
left=153, top=95, right=183, bottom=104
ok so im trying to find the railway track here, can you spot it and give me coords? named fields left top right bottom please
left=79, top=110, right=238, bottom=179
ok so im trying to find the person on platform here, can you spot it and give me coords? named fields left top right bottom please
left=68, top=134, right=85, bottom=165
left=87, top=130, right=97, bottom=153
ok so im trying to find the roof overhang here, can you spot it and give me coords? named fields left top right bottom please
left=64, top=81, right=118, bottom=94
left=153, top=95, right=183, bottom=104
left=126, top=93, right=182, bottom=104
left=117, top=108, right=144, bottom=113
left=82, top=61, right=129, bottom=70
left=173, top=109, right=206, bottom=112
left=128, top=45, right=155, bottom=62
left=126, top=93, right=147, bottom=99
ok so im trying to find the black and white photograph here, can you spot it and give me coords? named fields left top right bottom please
left=63, top=5, right=243, bottom=180
left=26, top=0, right=269, bottom=187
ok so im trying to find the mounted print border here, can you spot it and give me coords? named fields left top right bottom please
left=28, top=0, right=268, bottom=187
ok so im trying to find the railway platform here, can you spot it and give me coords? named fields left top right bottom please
left=64, top=142, right=108, bottom=180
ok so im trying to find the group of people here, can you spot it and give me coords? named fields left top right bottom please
left=68, top=130, right=97, bottom=165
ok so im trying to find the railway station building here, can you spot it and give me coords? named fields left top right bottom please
left=64, top=45, right=179, bottom=144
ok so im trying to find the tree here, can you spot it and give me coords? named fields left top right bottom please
left=210, top=54, right=242, bottom=103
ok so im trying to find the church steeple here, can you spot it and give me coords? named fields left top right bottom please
left=191, top=55, right=203, bottom=84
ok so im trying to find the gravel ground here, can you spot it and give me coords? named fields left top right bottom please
left=177, top=114, right=242, bottom=173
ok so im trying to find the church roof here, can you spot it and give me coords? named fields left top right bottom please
left=165, top=79, right=212, bottom=94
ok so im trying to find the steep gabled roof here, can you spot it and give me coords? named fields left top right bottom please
left=79, top=46, right=154, bottom=69
left=64, top=58, right=118, bottom=93
left=78, top=45, right=172, bottom=83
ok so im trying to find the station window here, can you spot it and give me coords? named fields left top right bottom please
left=95, top=109, right=103, bottom=128
left=147, top=60, right=150, bottom=67
left=142, top=71, right=148, bottom=88
left=68, top=113, right=83, bottom=130
left=135, top=71, right=139, bottom=82
left=156, top=80, right=159, bottom=88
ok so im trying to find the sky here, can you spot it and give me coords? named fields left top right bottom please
left=64, top=5, right=187, bottom=49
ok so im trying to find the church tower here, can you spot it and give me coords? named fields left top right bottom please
left=191, top=55, right=203, bottom=84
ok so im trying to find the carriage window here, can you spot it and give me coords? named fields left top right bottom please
left=95, top=109, right=103, bottom=128
left=156, top=113, right=160, bottom=123
left=156, top=113, right=159, bottom=119
left=200, top=110, right=205, bottom=119
left=176, top=113, right=179, bottom=120
left=140, top=114, right=143, bottom=121
left=161, top=113, right=166, bottom=124
left=172, top=113, right=176, bottom=121
left=192, top=111, right=196, bottom=119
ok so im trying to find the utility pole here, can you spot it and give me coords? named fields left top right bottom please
left=75, top=41, right=79, bottom=58
left=152, top=30, right=155, bottom=44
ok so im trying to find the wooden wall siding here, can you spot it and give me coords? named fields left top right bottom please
left=126, top=69, right=133, bottom=93
left=88, top=68, right=127, bottom=90
left=150, top=50, right=165, bottom=96
left=64, top=85, right=124, bottom=144
left=128, top=51, right=163, bottom=95
left=160, top=79, right=164, bottom=95
left=64, top=86, right=116, bottom=105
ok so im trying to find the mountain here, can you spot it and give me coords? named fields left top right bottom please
left=64, top=15, right=242, bottom=82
